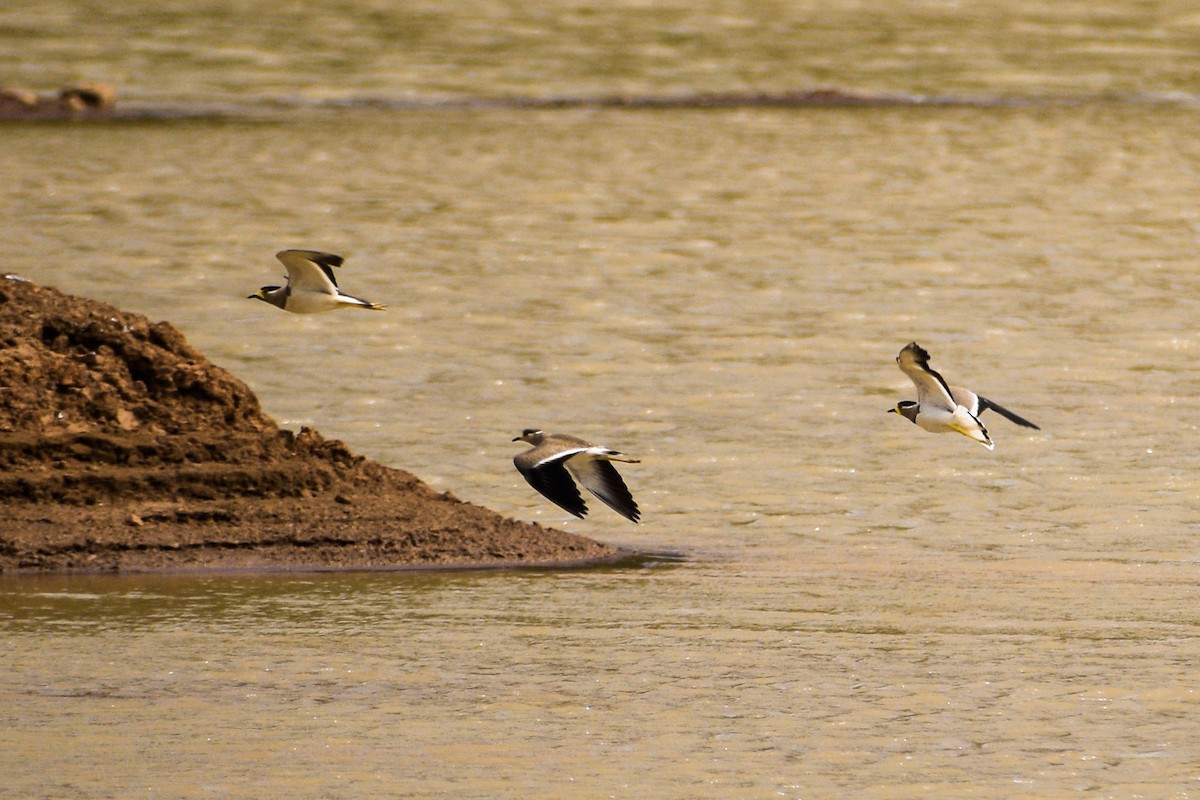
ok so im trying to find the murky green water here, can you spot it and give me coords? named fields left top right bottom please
left=3, top=2, right=1200, bottom=797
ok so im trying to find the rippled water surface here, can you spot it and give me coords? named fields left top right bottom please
left=5, top=0, right=1200, bottom=103
left=3, top=1, right=1200, bottom=797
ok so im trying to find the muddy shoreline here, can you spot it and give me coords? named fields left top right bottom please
left=0, top=84, right=1074, bottom=123
left=0, top=276, right=623, bottom=574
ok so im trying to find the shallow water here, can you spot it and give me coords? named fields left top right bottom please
left=4, top=1, right=1200, bottom=797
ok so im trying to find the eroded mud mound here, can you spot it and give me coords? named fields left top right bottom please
left=0, top=276, right=619, bottom=573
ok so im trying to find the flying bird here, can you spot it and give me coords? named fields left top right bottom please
left=512, top=429, right=641, bottom=522
left=249, top=250, right=385, bottom=313
left=889, top=342, right=1038, bottom=449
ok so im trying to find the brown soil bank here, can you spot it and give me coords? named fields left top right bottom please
left=0, top=276, right=621, bottom=574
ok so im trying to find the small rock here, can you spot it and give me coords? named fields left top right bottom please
left=127, top=513, right=144, bottom=527
left=59, top=82, right=116, bottom=111
left=0, top=87, right=38, bottom=107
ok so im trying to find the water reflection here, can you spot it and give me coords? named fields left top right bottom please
left=0, top=561, right=681, bottom=632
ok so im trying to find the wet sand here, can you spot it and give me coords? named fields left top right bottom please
left=0, top=276, right=620, bottom=573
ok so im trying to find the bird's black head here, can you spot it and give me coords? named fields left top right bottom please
left=888, top=400, right=920, bottom=424
left=513, top=428, right=544, bottom=443
left=248, top=285, right=281, bottom=300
